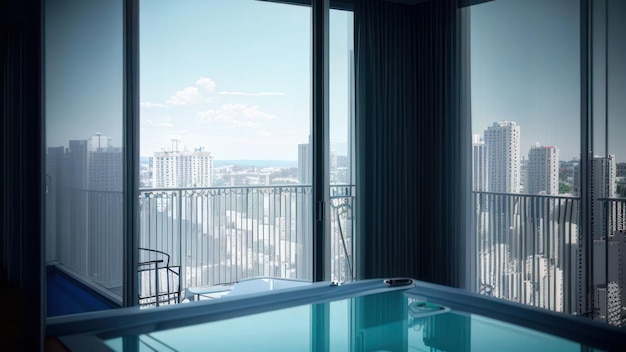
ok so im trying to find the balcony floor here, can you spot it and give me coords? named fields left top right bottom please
left=46, top=266, right=118, bottom=317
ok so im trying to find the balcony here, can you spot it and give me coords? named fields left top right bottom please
left=472, top=191, right=626, bottom=326
left=46, top=184, right=355, bottom=310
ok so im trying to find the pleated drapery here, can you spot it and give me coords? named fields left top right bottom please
left=1, top=0, right=45, bottom=349
left=355, top=0, right=468, bottom=287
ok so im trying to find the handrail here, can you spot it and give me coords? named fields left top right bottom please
left=138, top=247, right=171, bottom=268
left=472, top=190, right=579, bottom=200
left=139, top=183, right=354, bottom=193
left=137, top=248, right=180, bottom=306
left=137, top=184, right=356, bottom=295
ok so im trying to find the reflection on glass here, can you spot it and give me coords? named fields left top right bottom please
left=103, top=290, right=586, bottom=351
left=590, top=0, right=626, bottom=326
left=469, top=0, right=582, bottom=315
left=45, top=0, right=124, bottom=316
left=329, top=10, right=355, bottom=283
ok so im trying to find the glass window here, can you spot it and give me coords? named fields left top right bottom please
left=468, top=0, right=581, bottom=314
left=590, top=0, right=626, bottom=326
left=468, top=0, right=626, bottom=327
left=139, top=0, right=313, bottom=303
left=45, top=0, right=124, bottom=316
left=329, top=9, right=355, bottom=283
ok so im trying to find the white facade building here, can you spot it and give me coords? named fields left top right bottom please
left=484, top=121, right=521, bottom=193
left=527, top=145, right=559, bottom=195
left=472, top=134, right=489, bottom=192
left=153, top=147, right=214, bottom=188
left=89, top=146, right=122, bottom=191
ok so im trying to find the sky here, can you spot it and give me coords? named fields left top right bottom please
left=46, top=0, right=123, bottom=149
left=139, top=0, right=353, bottom=160
left=45, top=0, right=353, bottom=161
left=45, top=0, right=624, bottom=162
left=470, top=0, right=626, bottom=162
left=470, top=0, right=580, bottom=161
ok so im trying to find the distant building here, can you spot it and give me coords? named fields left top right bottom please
left=484, top=121, right=521, bottom=193
left=66, top=134, right=122, bottom=191
left=527, top=145, right=559, bottom=195
left=89, top=146, right=122, bottom=191
left=47, top=134, right=123, bottom=284
left=153, top=144, right=214, bottom=188
left=472, top=134, right=488, bottom=192
left=592, top=155, right=617, bottom=199
left=616, top=162, right=626, bottom=178
left=593, top=231, right=626, bottom=326
left=520, top=156, right=527, bottom=193
left=298, top=136, right=311, bottom=185
left=68, top=139, right=89, bottom=188
left=573, top=155, right=617, bottom=201
left=88, top=133, right=110, bottom=150
left=589, top=155, right=617, bottom=240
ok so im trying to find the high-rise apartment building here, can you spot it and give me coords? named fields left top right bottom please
left=88, top=133, right=110, bottom=151
left=520, top=156, right=528, bottom=192
left=593, top=231, right=626, bottom=326
left=66, top=134, right=122, bottom=191
left=583, top=155, right=617, bottom=241
left=592, top=155, right=617, bottom=200
left=298, top=137, right=311, bottom=185
left=527, top=145, right=559, bottom=195
left=472, top=134, right=488, bottom=192
left=46, top=134, right=123, bottom=285
left=68, top=139, right=89, bottom=188
left=153, top=146, right=214, bottom=188
left=484, top=121, right=521, bottom=193
left=89, top=146, right=123, bottom=191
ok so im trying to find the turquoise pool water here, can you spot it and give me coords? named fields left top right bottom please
left=104, top=290, right=588, bottom=351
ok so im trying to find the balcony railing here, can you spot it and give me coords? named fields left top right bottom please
left=47, top=184, right=355, bottom=307
left=46, top=187, right=124, bottom=301
left=472, top=191, right=626, bottom=326
left=138, top=185, right=355, bottom=303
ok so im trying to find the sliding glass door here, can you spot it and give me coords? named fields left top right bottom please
left=44, top=0, right=355, bottom=315
left=466, top=0, right=626, bottom=327
left=45, top=0, right=126, bottom=316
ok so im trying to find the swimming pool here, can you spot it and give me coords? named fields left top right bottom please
left=49, top=278, right=624, bottom=351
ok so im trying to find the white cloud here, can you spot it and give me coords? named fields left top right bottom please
left=241, top=105, right=279, bottom=120
left=256, top=128, right=271, bottom=136
left=148, top=77, right=282, bottom=108
left=140, top=102, right=166, bottom=108
left=219, top=91, right=285, bottom=96
left=166, top=86, right=199, bottom=106
left=221, top=103, right=246, bottom=113
left=197, top=103, right=278, bottom=128
left=196, top=77, right=216, bottom=92
left=160, top=122, right=174, bottom=128
left=162, top=77, right=218, bottom=106
left=197, top=109, right=222, bottom=122
left=234, top=120, right=262, bottom=128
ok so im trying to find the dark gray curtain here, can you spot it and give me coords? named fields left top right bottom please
left=1, top=0, right=44, bottom=349
left=355, top=0, right=467, bottom=287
